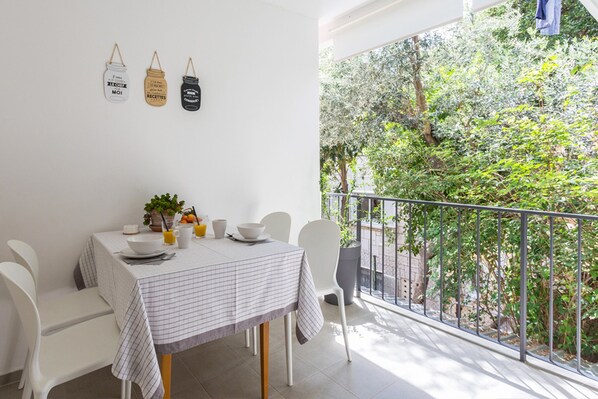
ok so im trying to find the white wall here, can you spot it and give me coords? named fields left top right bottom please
left=0, top=0, right=320, bottom=376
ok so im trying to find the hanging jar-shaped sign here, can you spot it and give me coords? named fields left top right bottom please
left=181, top=58, right=201, bottom=112
left=103, top=43, right=129, bottom=103
left=144, top=51, right=167, bottom=107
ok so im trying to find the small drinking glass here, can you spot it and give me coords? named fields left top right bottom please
left=162, top=222, right=176, bottom=245
left=194, top=214, right=208, bottom=238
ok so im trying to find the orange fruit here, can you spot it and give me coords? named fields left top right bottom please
left=187, top=214, right=195, bottom=222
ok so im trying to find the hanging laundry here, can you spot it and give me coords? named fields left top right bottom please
left=536, top=0, right=562, bottom=35
left=535, top=0, right=548, bottom=20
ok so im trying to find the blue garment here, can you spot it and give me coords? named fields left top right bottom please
left=536, top=0, right=561, bottom=35
left=536, top=0, right=548, bottom=20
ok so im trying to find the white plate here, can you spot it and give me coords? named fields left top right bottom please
left=118, top=247, right=169, bottom=259
left=231, top=233, right=271, bottom=243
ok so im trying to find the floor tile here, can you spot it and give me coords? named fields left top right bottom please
left=1, top=298, right=596, bottom=399
left=201, top=362, right=273, bottom=399
left=181, top=341, right=249, bottom=383
left=0, top=383, right=21, bottom=399
left=277, top=371, right=359, bottom=399
left=48, top=366, right=122, bottom=398
left=245, top=343, right=320, bottom=391
left=322, top=355, right=397, bottom=399
left=372, top=379, right=437, bottom=399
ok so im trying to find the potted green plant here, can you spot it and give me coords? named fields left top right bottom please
left=324, top=194, right=361, bottom=306
left=143, top=193, right=185, bottom=232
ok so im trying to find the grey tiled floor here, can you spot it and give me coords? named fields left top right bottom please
left=1, top=298, right=597, bottom=399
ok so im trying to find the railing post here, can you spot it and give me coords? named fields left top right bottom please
left=577, top=219, right=582, bottom=373
left=497, top=212, right=502, bottom=342
left=439, top=207, right=443, bottom=323
left=356, top=199, right=362, bottom=299
left=423, top=209, right=428, bottom=316
left=369, top=198, right=373, bottom=296
left=373, top=255, right=377, bottom=291
left=394, top=201, right=398, bottom=306
left=408, top=203, right=413, bottom=310
left=457, top=209, right=462, bottom=327
left=476, top=210, right=481, bottom=335
left=520, top=213, right=528, bottom=363
left=381, top=202, right=385, bottom=300
left=548, top=216, right=554, bottom=362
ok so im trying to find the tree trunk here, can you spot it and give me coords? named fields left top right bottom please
left=338, top=159, right=349, bottom=194
left=338, top=159, right=349, bottom=217
left=409, top=36, right=438, bottom=147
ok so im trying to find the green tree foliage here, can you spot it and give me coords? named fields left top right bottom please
left=320, top=50, right=366, bottom=194
left=320, top=34, right=441, bottom=195
left=367, top=6, right=598, bottom=211
left=321, top=1, right=598, bottom=362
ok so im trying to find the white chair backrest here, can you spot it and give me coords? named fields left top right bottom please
left=260, top=212, right=291, bottom=243
left=0, top=262, right=42, bottom=378
left=298, top=219, right=340, bottom=293
left=7, top=240, right=39, bottom=287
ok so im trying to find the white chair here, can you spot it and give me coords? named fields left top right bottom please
left=0, top=262, right=130, bottom=399
left=244, top=212, right=294, bottom=385
left=261, top=211, right=291, bottom=243
left=7, top=240, right=113, bottom=390
left=7, top=240, right=113, bottom=334
left=299, top=219, right=352, bottom=362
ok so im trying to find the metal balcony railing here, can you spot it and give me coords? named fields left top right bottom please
left=325, top=192, right=598, bottom=381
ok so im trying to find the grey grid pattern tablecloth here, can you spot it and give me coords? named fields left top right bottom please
left=75, top=237, right=98, bottom=289
left=88, top=231, right=324, bottom=399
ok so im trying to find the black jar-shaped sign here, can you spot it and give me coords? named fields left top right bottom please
left=181, top=76, right=201, bottom=111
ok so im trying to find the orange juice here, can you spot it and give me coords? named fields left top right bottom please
left=194, top=224, right=207, bottom=237
left=163, top=230, right=176, bottom=245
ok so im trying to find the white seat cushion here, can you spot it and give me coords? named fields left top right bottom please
left=39, top=287, right=113, bottom=335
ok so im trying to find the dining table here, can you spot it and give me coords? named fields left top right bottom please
left=76, top=229, right=324, bottom=399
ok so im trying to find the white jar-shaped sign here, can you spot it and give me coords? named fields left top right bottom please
left=104, top=62, right=129, bottom=103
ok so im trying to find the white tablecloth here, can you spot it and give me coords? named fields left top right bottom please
left=82, top=231, right=323, bottom=399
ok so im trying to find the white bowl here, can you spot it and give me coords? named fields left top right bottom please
left=127, top=235, right=164, bottom=255
left=237, top=223, right=265, bottom=239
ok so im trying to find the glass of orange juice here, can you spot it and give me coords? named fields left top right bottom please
left=194, top=214, right=208, bottom=237
left=194, top=223, right=207, bottom=237
left=162, top=222, right=176, bottom=245
left=163, top=230, right=176, bottom=245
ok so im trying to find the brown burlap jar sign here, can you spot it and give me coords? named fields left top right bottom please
left=144, top=51, right=167, bottom=107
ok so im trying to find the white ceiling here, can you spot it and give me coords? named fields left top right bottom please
left=259, top=0, right=373, bottom=23
left=259, top=0, right=598, bottom=59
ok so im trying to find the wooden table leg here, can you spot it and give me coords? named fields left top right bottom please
left=259, top=322, right=269, bottom=399
left=160, top=354, right=172, bottom=399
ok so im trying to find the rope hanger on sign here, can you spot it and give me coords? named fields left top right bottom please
left=185, top=57, right=197, bottom=77
left=149, top=51, right=163, bottom=71
left=108, top=43, right=126, bottom=66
